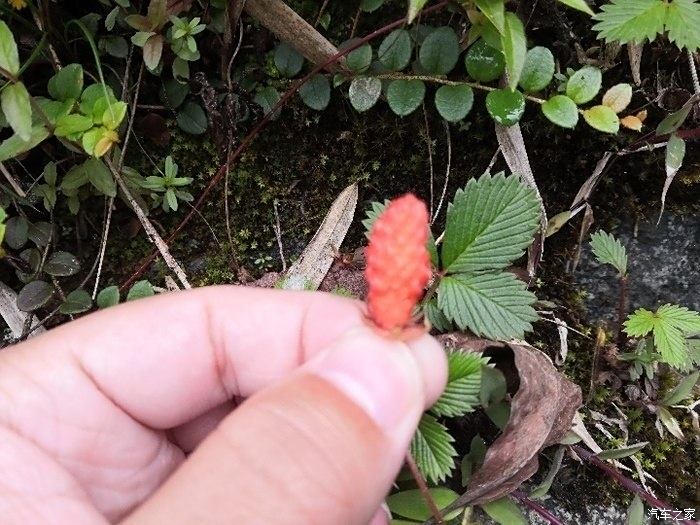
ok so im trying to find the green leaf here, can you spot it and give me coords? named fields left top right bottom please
left=583, top=105, right=620, bottom=133
left=657, top=101, right=693, bottom=134
left=47, top=64, right=84, bottom=102
left=86, top=158, right=117, bottom=197
left=596, top=442, right=648, bottom=460
left=299, top=74, right=330, bottom=111
left=626, top=495, right=645, bottom=525
left=437, top=273, right=538, bottom=340
left=434, top=84, right=474, bottom=122
left=4, top=216, right=27, bottom=249
left=44, top=251, right=80, bottom=277
left=542, top=95, right=579, bottom=128
left=1, top=82, right=32, bottom=141
left=662, top=370, right=699, bottom=405
left=80, top=83, right=117, bottom=115
left=387, top=79, right=425, bottom=117
left=481, top=497, right=527, bottom=525
left=529, top=446, right=566, bottom=498
left=97, top=286, right=120, bottom=309
left=362, top=200, right=389, bottom=238
left=419, top=27, right=460, bottom=75
left=486, top=88, right=525, bottom=126
left=17, top=280, right=54, bottom=312
left=160, top=79, right=189, bottom=109
left=349, top=76, right=382, bottom=112
left=344, top=42, right=372, bottom=73
left=657, top=405, right=684, bottom=439
left=0, top=21, right=20, bottom=75
left=666, top=0, right=700, bottom=51
left=407, top=0, right=429, bottom=23
left=59, top=289, right=93, bottom=314
left=127, top=280, right=155, bottom=301
left=442, top=172, right=540, bottom=273
left=500, top=12, right=526, bottom=89
left=0, top=125, right=49, bottom=162
left=557, top=0, right=594, bottom=15
left=55, top=114, right=94, bottom=137
left=590, top=230, right=627, bottom=275
left=361, top=0, right=387, bottom=12
left=519, top=46, right=555, bottom=92
left=61, top=162, right=90, bottom=191
left=142, top=34, right=164, bottom=70
left=387, top=488, right=459, bottom=522
left=593, top=0, right=667, bottom=44
left=176, top=101, right=207, bottom=134
left=465, top=40, right=505, bottom=83
left=274, top=42, right=304, bottom=78
left=131, top=30, right=155, bottom=47
left=566, top=66, right=602, bottom=104
left=378, top=29, right=412, bottom=71
left=431, top=350, right=488, bottom=417
left=254, top=86, right=281, bottom=118
left=424, top=299, right=452, bottom=331
left=410, top=413, right=457, bottom=483
left=475, top=0, right=505, bottom=34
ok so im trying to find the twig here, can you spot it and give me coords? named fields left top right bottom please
left=422, top=104, right=435, bottom=220
left=314, top=0, right=331, bottom=27
left=273, top=199, right=286, bottom=272
left=569, top=445, right=698, bottom=525
left=92, top=198, right=114, bottom=299
left=511, top=490, right=565, bottom=525
left=431, top=120, right=451, bottom=225
left=104, top=157, right=192, bottom=290
left=405, top=453, right=445, bottom=525
left=688, top=49, right=700, bottom=95
left=616, top=274, right=628, bottom=348
left=0, top=161, right=26, bottom=197
left=119, top=1, right=451, bottom=291
left=350, top=6, right=361, bottom=39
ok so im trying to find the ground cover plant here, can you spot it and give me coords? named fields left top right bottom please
left=1, top=0, right=699, bottom=523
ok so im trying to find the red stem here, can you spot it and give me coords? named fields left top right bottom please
left=119, top=1, right=450, bottom=291
left=511, top=490, right=566, bottom=525
left=405, top=453, right=445, bottom=525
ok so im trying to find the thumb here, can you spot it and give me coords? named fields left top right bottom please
left=124, top=327, right=447, bottom=525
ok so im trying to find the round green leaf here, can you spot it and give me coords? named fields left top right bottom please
left=254, top=86, right=281, bottom=118
left=48, top=64, right=84, bottom=102
left=566, top=66, right=602, bottom=105
left=17, top=280, right=54, bottom=312
left=485, top=89, right=525, bottom=127
left=434, top=84, right=474, bottom=122
left=387, top=79, right=425, bottom=116
left=519, top=46, right=555, bottom=92
left=97, top=285, right=120, bottom=309
left=299, top=74, right=330, bottom=111
left=344, top=42, right=372, bottom=73
left=160, top=79, right=189, bottom=108
left=4, top=215, right=28, bottom=249
left=127, top=280, right=155, bottom=301
left=348, top=76, right=382, bottom=112
left=59, top=289, right=92, bottom=315
left=541, top=95, right=579, bottom=128
left=387, top=488, right=459, bottom=521
left=360, top=0, right=386, bottom=12
left=44, top=251, right=81, bottom=277
left=176, top=101, right=207, bottom=134
left=465, top=40, right=505, bottom=83
left=378, top=29, right=412, bottom=71
left=583, top=105, right=620, bottom=133
left=274, top=42, right=304, bottom=78
left=28, top=222, right=52, bottom=248
left=104, top=36, right=129, bottom=58
left=419, top=27, right=460, bottom=75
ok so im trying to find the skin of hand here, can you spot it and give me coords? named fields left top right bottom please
left=0, top=286, right=447, bottom=525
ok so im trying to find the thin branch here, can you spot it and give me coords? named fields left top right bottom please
left=422, top=104, right=435, bottom=220
left=405, top=453, right=445, bottom=525
left=688, top=49, right=700, bottom=95
left=511, top=490, right=564, bottom=525
left=431, top=120, right=451, bottom=226
left=314, top=0, right=331, bottom=27
left=272, top=199, right=286, bottom=272
left=0, top=162, right=26, bottom=197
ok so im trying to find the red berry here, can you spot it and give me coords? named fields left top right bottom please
left=365, top=194, right=431, bottom=331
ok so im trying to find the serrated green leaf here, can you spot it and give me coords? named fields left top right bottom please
left=501, top=12, right=526, bottom=89
left=434, top=84, right=474, bottom=122
left=592, top=0, right=667, bottom=44
left=557, top=0, right=594, bottom=15
left=419, top=27, right=460, bottom=75
left=465, top=40, right=505, bottom=82
left=1, top=82, right=32, bottom=141
left=583, top=105, right=620, bottom=134
left=299, top=74, right=330, bottom=111
left=486, top=88, right=525, bottom=126
left=566, top=66, right=602, bottom=104
left=475, top=0, right=505, bottom=34
left=410, top=413, right=457, bottom=483
left=431, top=350, right=488, bottom=417
left=274, top=42, right=304, bottom=78
left=387, top=488, right=460, bottom=522
left=424, top=298, right=452, bottom=332
left=481, top=497, right=527, bottom=525
left=519, top=46, right=555, bottom=92
left=442, top=173, right=540, bottom=273
left=387, top=79, right=425, bottom=116
left=656, top=304, right=700, bottom=332
left=361, top=200, right=389, bottom=238
left=542, top=95, right=579, bottom=128
left=378, top=29, right=412, bottom=71
left=437, top=273, right=538, bottom=340
left=666, top=0, right=700, bottom=51
left=590, top=230, right=627, bottom=275
left=596, top=441, right=648, bottom=460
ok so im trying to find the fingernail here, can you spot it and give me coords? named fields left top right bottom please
left=307, top=329, right=423, bottom=432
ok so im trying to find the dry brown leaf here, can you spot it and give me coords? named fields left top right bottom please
left=627, top=43, right=643, bottom=86
left=620, top=115, right=643, bottom=132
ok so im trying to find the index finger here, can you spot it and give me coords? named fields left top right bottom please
left=5, top=286, right=367, bottom=429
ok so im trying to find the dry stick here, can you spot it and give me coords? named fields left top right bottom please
left=688, top=49, right=700, bottom=95
left=431, top=120, right=451, bottom=225
left=272, top=199, right=286, bottom=272
left=422, top=104, right=435, bottom=220
left=120, top=0, right=450, bottom=292
left=313, top=0, right=331, bottom=27
left=0, top=162, right=26, bottom=197
left=616, top=274, right=628, bottom=348
left=405, top=453, right=445, bottom=525
left=511, top=490, right=565, bottom=525
left=105, top=157, right=192, bottom=290
left=570, top=445, right=699, bottom=525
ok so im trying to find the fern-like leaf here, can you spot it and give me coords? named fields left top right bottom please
left=431, top=351, right=489, bottom=418
left=666, top=0, right=700, bottom=50
left=590, top=230, right=628, bottom=276
left=361, top=200, right=389, bottom=238
left=437, top=272, right=538, bottom=340
left=410, top=413, right=457, bottom=483
left=441, top=172, right=540, bottom=274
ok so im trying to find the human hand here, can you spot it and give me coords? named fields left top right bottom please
left=0, top=287, right=447, bottom=524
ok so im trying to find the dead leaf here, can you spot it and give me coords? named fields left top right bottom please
left=545, top=210, right=572, bottom=238
left=620, top=115, right=643, bottom=132
left=627, top=43, right=643, bottom=86
left=432, top=340, right=581, bottom=516
left=285, top=183, right=358, bottom=290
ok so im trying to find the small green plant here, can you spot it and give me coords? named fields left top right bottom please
left=141, top=156, right=193, bottom=212
left=590, top=230, right=629, bottom=344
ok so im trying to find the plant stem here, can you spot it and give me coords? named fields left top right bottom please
left=570, top=445, right=698, bottom=525
left=511, top=490, right=565, bottom=525
left=405, top=453, right=445, bottom=525
left=616, top=274, right=628, bottom=348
